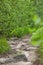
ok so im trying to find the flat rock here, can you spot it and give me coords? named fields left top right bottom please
left=8, top=41, right=15, bottom=44
left=22, top=39, right=29, bottom=43
left=23, top=51, right=37, bottom=62
left=3, top=61, right=33, bottom=65
left=0, top=57, right=14, bottom=64
left=26, top=47, right=38, bottom=51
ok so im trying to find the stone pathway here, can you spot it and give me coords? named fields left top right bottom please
left=0, top=35, right=38, bottom=65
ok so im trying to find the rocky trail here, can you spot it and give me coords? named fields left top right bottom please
left=0, top=35, right=38, bottom=65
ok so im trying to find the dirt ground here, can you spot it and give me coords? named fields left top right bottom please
left=0, top=35, right=38, bottom=65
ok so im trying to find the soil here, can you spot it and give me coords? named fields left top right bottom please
left=0, top=35, right=39, bottom=65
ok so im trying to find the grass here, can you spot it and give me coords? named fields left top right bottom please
left=0, top=37, right=10, bottom=54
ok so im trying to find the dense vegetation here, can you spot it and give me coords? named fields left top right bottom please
left=0, top=0, right=43, bottom=64
left=0, top=0, right=42, bottom=37
left=31, top=27, right=43, bottom=64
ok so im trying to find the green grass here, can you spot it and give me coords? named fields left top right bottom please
left=0, top=37, right=10, bottom=54
left=11, top=26, right=29, bottom=37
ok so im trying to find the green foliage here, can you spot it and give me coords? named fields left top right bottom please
left=31, top=27, right=43, bottom=64
left=0, top=0, right=43, bottom=62
left=10, top=26, right=38, bottom=37
left=0, top=0, right=39, bottom=37
left=31, top=27, right=43, bottom=46
left=0, top=0, right=43, bottom=37
left=11, top=26, right=29, bottom=37
left=33, top=15, right=41, bottom=25
left=38, top=41, right=43, bottom=64
left=36, top=0, right=43, bottom=19
left=0, top=37, right=10, bottom=54
left=0, top=0, right=43, bottom=57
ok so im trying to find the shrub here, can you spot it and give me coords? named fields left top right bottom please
left=0, top=0, right=38, bottom=37
left=31, top=27, right=43, bottom=46
left=0, top=37, right=10, bottom=54
left=38, top=41, right=43, bottom=64
left=11, top=26, right=29, bottom=37
left=31, top=27, right=43, bottom=64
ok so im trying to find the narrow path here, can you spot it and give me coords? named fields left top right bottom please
left=0, top=35, right=38, bottom=65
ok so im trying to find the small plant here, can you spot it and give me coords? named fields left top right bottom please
left=0, top=37, right=10, bottom=54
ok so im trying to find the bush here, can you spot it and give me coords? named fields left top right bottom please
left=0, top=0, right=38, bottom=37
left=38, top=41, right=43, bottom=64
left=11, top=26, right=29, bottom=37
left=31, top=27, right=43, bottom=64
left=0, top=37, right=10, bottom=54
left=0, top=0, right=43, bottom=38
left=31, top=27, right=43, bottom=46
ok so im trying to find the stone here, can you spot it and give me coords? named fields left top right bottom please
left=23, top=51, right=37, bottom=62
left=16, top=43, right=22, bottom=49
left=10, top=45, right=16, bottom=49
left=8, top=41, right=15, bottom=44
left=16, top=42, right=27, bottom=50
left=26, top=47, right=38, bottom=51
left=22, top=39, right=29, bottom=43
left=4, top=61, right=33, bottom=65
left=0, top=58, right=6, bottom=63
left=13, top=61, right=33, bottom=65
left=0, top=57, right=14, bottom=64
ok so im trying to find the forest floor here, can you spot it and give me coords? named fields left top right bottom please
left=0, top=35, right=38, bottom=65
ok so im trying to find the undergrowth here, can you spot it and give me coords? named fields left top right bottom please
left=31, top=27, right=43, bottom=64
left=0, top=37, right=10, bottom=54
